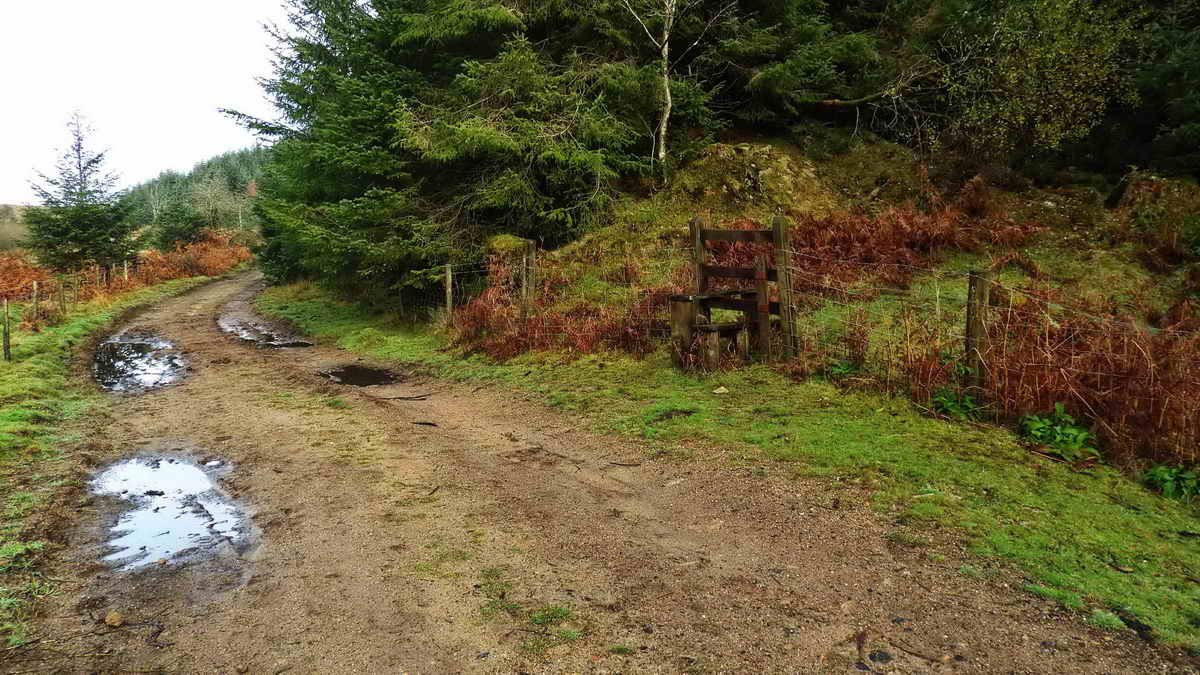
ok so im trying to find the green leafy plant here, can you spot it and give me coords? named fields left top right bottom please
left=931, top=388, right=983, bottom=421
left=1019, top=403, right=1099, bottom=462
left=1143, top=465, right=1200, bottom=502
left=826, top=359, right=859, bottom=378
left=939, top=351, right=973, bottom=379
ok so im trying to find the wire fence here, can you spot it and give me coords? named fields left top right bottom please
left=1, top=235, right=254, bottom=360
left=443, top=236, right=1200, bottom=467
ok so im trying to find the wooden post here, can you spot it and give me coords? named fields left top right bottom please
left=123, top=260, right=129, bottom=281
left=445, top=264, right=453, bottom=316
left=520, top=245, right=531, bottom=324
left=528, top=243, right=537, bottom=293
left=703, top=331, right=721, bottom=370
left=755, top=254, right=771, bottom=360
left=688, top=216, right=711, bottom=328
left=57, top=278, right=66, bottom=316
left=690, top=216, right=707, bottom=294
left=2, top=298, right=9, bottom=362
left=772, top=215, right=796, bottom=359
left=965, top=268, right=994, bottom=392
left=31, top=281, right=38, bottom=322
left=670, top=297, right=694, bottom=367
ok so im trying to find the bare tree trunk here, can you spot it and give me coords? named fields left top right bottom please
left=656, top=4, right=674, bottom=166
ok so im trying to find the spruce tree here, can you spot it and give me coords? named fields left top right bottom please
left=23, top=113, right=134, bottom=271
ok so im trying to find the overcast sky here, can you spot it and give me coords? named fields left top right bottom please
left=0, top=1, right=289, bottom=204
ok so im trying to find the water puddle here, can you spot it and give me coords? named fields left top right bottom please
left=93, top=332, right=187, bottom=393
left=91, top=456, right=250, bottom=571
left=321, top=365, right=399, bottom=386
left=218, top=314, right=313, bottom=349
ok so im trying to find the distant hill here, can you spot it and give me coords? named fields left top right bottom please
left=0, top=205, right=27, bottom=250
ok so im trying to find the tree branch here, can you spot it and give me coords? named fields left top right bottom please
left=621, top=0, right=662, bottom=50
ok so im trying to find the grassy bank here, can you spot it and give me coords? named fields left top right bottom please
left=0, top=274, right=227, bottom=646
left=260, top=281, right=1200, bottom=650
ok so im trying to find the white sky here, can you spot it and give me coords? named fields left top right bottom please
left=0, top=1, right=290, bottom=204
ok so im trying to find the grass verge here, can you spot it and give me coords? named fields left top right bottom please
left=259, top=281, right=1200, bottom=651
left=0, top=274, right=226, bottom=646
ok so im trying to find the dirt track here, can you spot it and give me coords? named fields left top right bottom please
left=10, top=271, right=1197, bottom=674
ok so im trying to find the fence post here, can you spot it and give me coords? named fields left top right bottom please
left=755, top=254, right=771, bottom=360
left=965, top=268, right=994, bottom=393
left=32, top=281, right=39, bottom=322
left=2, top=298, right=10, bottom=362
left=772, top=214, right=796, bottom=360
left=445, top=263, right=453, bottom=317
left=690, top=215, right=707, bottom=294
left=57, top=278, right=66, bottom=316
left=670, top=297, right=694, bottom=367
left=124, top=260, right=129, bottom=281
left=520, top=245, right=531, bottom=325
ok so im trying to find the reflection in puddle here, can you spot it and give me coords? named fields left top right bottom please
left=93, top=332, right=186, bottom=393
left=218, top=315, right=312, bottom=349
left=322, top=365, right=399, bottom=386
left=91, top=456, right=249, bottom=571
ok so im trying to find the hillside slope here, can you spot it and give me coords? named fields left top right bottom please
left=0, top=204, right=27, bottom=249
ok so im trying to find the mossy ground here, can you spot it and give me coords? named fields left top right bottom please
left=260, top=281, right=1200, bottom=650
left=0, top=274, right=227, bottom=646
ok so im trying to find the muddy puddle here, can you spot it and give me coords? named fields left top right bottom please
left=321, top=365, right=399, bottom=386
left=218, top=314, right=313, bottom=348
left=91, top=456, right=250, bottom=571
left=218, top=281, right=313, bottom=348
left=93, top=332, right=187, bottom=393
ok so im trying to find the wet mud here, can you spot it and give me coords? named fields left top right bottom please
left=93, top=332, right=187, bottom=393
left=90, top=455, right=250, bottom=571
left=217, top=281, right=312, bottom=348
left=321, top=364, right=399, bottom=386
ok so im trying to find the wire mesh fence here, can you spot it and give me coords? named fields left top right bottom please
left=443, top=232, right=1200, bottom=467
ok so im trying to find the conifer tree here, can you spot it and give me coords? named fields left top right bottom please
left=23, top=113, right=134, bottom=270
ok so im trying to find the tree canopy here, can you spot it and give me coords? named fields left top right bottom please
left=234, top=0, right=1200, bottom=299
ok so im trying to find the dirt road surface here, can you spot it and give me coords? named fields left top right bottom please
left=8, top=271, right=1197, bottom=674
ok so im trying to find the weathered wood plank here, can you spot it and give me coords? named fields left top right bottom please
left=773, top=214, right=796, bottom=359
left=700, top=229, right=774, bottom=243
left=701, top=264, right=779, bottom=282
left=755, top=255, right=771, bottom=359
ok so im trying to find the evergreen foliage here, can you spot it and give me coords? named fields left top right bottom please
left=122, top=147, right=268, bottom=250
left=236, top=0, right=1200, bottom=299
left=23, top=113, right=134, bottom=270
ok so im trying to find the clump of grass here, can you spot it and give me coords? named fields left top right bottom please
left=1024, top=584, right=1085, bottom=610
left=1088, top=610, right=1128, bottom=631
left=609, top=644, right=636, bottom=655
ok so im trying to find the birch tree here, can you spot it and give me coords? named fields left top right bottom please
left=621, top=0, right=734, bottom=167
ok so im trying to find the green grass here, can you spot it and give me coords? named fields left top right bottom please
left=259, top=281, right=1200, bottom=650
left=0, top=273, right=225, bottom=646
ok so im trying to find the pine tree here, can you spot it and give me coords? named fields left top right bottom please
left=23, top=113, right=135, bottom=270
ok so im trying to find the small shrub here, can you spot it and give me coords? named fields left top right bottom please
left=932, top=388, right=983, bottom=421
left=1019, top=403, right=1100, bottom=462
left=1142, top=465, right=1200, bottom=502
left=826, top=359, right=859, bottom=378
